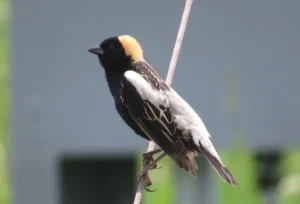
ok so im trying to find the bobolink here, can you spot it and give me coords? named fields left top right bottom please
left=88, top=35, right=238, bottom=187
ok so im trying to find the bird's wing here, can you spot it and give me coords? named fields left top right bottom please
left=121, top=69, right=198, bottom=177
left=122, top=70, right=177, bottom=146
left=165, top=87, right=239, bottom=185
left=115, top=100, right=151, bottom=140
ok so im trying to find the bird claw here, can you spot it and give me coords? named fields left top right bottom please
left=142, top=152, right=157, bottom=169
left=144, top=187, right=157, bottom=192
left=137, top=170, right=157, bottom=192
left=137, top=150, right=165, bottom=192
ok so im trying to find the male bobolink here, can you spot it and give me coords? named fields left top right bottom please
left=88, top=35, right=238, bottom=187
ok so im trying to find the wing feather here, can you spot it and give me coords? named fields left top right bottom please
left=122, top=70, right=197, bottom=177
left=123, top=70, right=176, bottom=146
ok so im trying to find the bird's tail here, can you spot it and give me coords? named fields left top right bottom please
left=174, top=151, right=198, bottom=178
left=198, top=143, right=239, bottom=186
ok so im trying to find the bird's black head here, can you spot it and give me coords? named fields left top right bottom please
left=88, top=35, right=144, bottom=73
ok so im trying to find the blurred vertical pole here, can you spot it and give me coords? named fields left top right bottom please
left=255, top=152, right=282, bottom=204
left=175, top=158, right=216, bottom=204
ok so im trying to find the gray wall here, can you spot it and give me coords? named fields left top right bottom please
left=11, top=0, right=300, bottom=204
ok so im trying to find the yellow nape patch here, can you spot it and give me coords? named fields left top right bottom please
left=118, top=35, right=143, bottom=61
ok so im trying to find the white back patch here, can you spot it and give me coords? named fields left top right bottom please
left=124, top=70, right=168, bottom=107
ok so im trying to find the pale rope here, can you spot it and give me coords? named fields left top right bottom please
left=133, top=0, right=194, bottom=203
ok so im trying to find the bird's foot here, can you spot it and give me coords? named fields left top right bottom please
left=136, top=170, right=156, bottom=192
left=142, top=149, right=163, bottom=170
left=142, top=153, right=158, bottom=170
left=137, top=152, right=167, bottom=192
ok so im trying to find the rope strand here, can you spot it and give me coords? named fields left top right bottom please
left=166, top=0, right=193, bottom=85
left=133, top=0, right=193, bottom=203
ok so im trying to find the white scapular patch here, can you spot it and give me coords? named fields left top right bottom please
left=164, top=88, right=221, bottom=161
left=124, top=70, right=168, bottom=107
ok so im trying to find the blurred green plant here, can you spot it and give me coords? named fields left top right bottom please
left=279, top=150, right=300, bottom=204
left=218, top=145, right=262, bottom=204
left=219, top=64, right=262, bottom=204
left=0, top=0, right=10, bottom=203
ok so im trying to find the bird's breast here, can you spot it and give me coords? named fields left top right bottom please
left=104, top=71, right=124, bottom=99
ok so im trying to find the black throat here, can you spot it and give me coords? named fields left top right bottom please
left=98, top=55, right=132, bottom=74
left=104, top=71, right=121, bottom=96
left=98, top=54, right=133, bottom=98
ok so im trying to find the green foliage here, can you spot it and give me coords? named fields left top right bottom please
left=218, top=147, right=262, bottom=204
left=0, top=0, right=10, bottom=203
left=279, top=150, right=300, bottom=204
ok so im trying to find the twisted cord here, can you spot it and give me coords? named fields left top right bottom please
left=165, top=0, right=193, bottom=85
left=133, top=0, right=193, bottom=203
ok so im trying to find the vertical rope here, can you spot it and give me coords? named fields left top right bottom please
left=133, top=0, right=193, bottom=203
left=165, top=0, right=193, bottom=85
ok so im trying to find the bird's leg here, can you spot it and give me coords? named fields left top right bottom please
left=142, top=148, right=162, bottom=170
left=137, top=152, right=167, bottom=192
left=138, top=148, right=162, bottom=192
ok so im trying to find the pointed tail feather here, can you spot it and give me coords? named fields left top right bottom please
left=199, top=145, right=239, bottom=186
left=174, top=151, right=198, bottom=178
left=185, top=151, right=198, bottom=178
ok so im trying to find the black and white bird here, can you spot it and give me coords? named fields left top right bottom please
left=88, top=35, right=238, bottom=187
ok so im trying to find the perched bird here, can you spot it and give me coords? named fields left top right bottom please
left=88, top=35, right=238, bottom=187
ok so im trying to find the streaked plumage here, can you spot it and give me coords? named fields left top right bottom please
left=88, top=35, right=238, bottom=185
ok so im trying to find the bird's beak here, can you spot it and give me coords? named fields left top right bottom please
left=88, top=45, right=103, bottom=55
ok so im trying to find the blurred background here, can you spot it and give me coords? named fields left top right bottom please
left=1, top=0, right=300, bottom=203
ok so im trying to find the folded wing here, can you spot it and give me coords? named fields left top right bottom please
left=165, top=87, right=239, bottom=186
left=121, top=70, right=198, bottom=177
